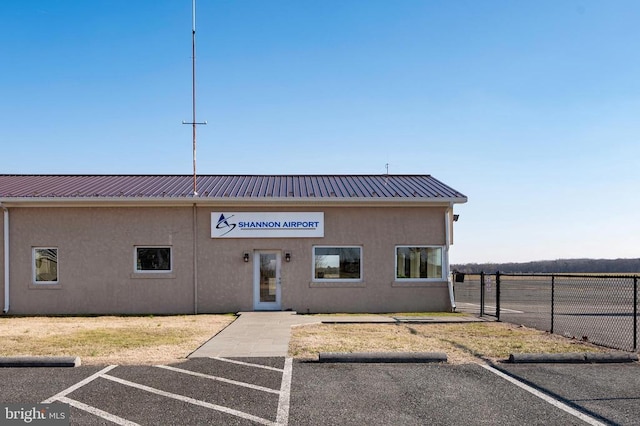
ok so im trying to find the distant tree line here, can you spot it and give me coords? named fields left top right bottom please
left=452, top=258, right=640, bottom=274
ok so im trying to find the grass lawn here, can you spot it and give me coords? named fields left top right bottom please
left=0, top=313, right=616, bottom=365
left=0, top=315, right=235, bottom=365
left=289, top=321, right=611, bottom=364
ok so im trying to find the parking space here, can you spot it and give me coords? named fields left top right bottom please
left=37, top=357, right=292, bottom=425
left=499, top=363, right=640, bottom=426
left=289, top=362, right=592, bottom=426
left=0, top=366, right=106, bottom=405
left=2, top=359, right=640, bottom=425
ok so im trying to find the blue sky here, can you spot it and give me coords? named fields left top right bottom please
left=1, top=1, right=639, bottom=264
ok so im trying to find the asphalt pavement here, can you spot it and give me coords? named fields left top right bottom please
left=499, top=363, right=640, bottom=426
left=290, top=362, right=587, bottom=426
left=1, top=311, right=639, bottom=424
left=2, top=359, right=640, bottom=425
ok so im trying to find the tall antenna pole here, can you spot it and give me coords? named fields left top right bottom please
left=183, top=0, right=206, bottom=196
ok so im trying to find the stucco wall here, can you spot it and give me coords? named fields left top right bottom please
left=3, top=204, right=452, bottom=314
left=0, top=211, right=4, bottom=312
left=6, top=207, right=195, bottom=315
left=196, top=206, right=449, bottom=313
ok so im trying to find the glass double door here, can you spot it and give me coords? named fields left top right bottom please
left=253, top=251, right=282, bottom=310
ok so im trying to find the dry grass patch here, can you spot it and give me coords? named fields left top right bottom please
left=289, top=322, right=610, bottom=364
left=0, top=315, right=236, bottom=365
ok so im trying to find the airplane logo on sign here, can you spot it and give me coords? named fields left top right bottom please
left=215, top=214, right=237, bottom=236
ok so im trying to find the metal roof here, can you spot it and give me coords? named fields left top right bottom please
left=0, top=175, right=467, bottom=204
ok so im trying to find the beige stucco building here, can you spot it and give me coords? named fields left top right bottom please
left=0, top=175, right=467, bottom=315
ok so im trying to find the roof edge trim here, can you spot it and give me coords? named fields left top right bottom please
left=0, top=196, right=468, bottom=208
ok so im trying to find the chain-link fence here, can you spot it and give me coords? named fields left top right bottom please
left=453, top=272, right=639, bottom=352
left=453, top=272, right=499, bottom=318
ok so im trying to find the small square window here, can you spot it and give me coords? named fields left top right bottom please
left=396, top=246, right=443, bottom=280
left=313, top=246, right=362, bottom=281
left=33, top=247, right=58, bottom=284
left=135, top=247, right=172, bottom=272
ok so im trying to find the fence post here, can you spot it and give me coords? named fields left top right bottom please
left=634, top=276, right=637, bottom=352
left=480, top=271, right=485, bottom=317
left=551, top=274, right=555, bottom=334
left=496, top=271, right=501, bottom=322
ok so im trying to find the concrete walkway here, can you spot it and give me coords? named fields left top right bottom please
left=188, top=311, right=484, bottom=358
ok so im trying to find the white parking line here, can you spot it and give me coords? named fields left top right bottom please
left=41, top=359, right=291, bottom=425
left=461, top=303, right=524, bottom=314
left=276, top=357, right=293, bottom=426
left=42, top=365, right=118, bottom=404
left=42, top=365, right=132, bottom=425
left=481, top=365, right=606, bottom=426
left=154, top=364, right=280, bottom=394
left=211, top=356, right=285, bottom=372
left=57, top=396, right=140, bottom=426
left=102, top=373, right=276, bottom=426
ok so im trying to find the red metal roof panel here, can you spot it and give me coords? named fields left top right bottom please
left=0, top=175, right=467, bottom=202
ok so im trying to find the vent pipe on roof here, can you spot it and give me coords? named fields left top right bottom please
left=1, top=203, right=8, bottom=314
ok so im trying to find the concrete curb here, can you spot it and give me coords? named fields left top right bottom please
left=318, top=352, right=448, bottom=363
left=318, top=316, right=486, bottom=325
left=508, top=352, right=639, bottom=364
left=0, top=356, right=81, bottom=368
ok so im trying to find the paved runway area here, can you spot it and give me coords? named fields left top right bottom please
left=454, top=276, right=640, bottom=351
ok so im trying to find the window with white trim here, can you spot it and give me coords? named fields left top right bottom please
left=135, top=247, right=172, bottom=272
left=33, top=247, right=58, bottom=284
left=313, top=246, right=362, bottom=281
left=395, top=246, right=443, bottom=280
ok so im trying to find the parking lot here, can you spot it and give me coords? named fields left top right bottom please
left=1, top=358, right=639, bottom=425
left=1, top=357, right=290, bottom=425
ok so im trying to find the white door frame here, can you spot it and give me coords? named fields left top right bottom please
left=253, top=251, right=282, bottom=310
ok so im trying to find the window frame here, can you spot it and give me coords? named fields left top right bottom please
left=312, top=245, right=363, bottom=282
left=394, top=245, right=444, bottom=282
left=134, top=246, right=173, bottom=274
left=32, top=247, right=59, bottom=285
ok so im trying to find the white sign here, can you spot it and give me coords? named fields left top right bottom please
left=211, top=212, right=324, bottom=238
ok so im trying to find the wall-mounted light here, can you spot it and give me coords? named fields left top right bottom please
left=453, top=214, right=460, bottom=222
left=243, top=252, right=250, bottom=262
left=285, top=252, right=291, bottom=262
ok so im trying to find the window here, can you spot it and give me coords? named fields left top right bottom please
left=313, top=246, right=362, bottom=280
left=135, top=247, right=172, bottom=272
left=396, top=246, right=443, bottom=280
left=33, top=248, right=58, bottom=284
